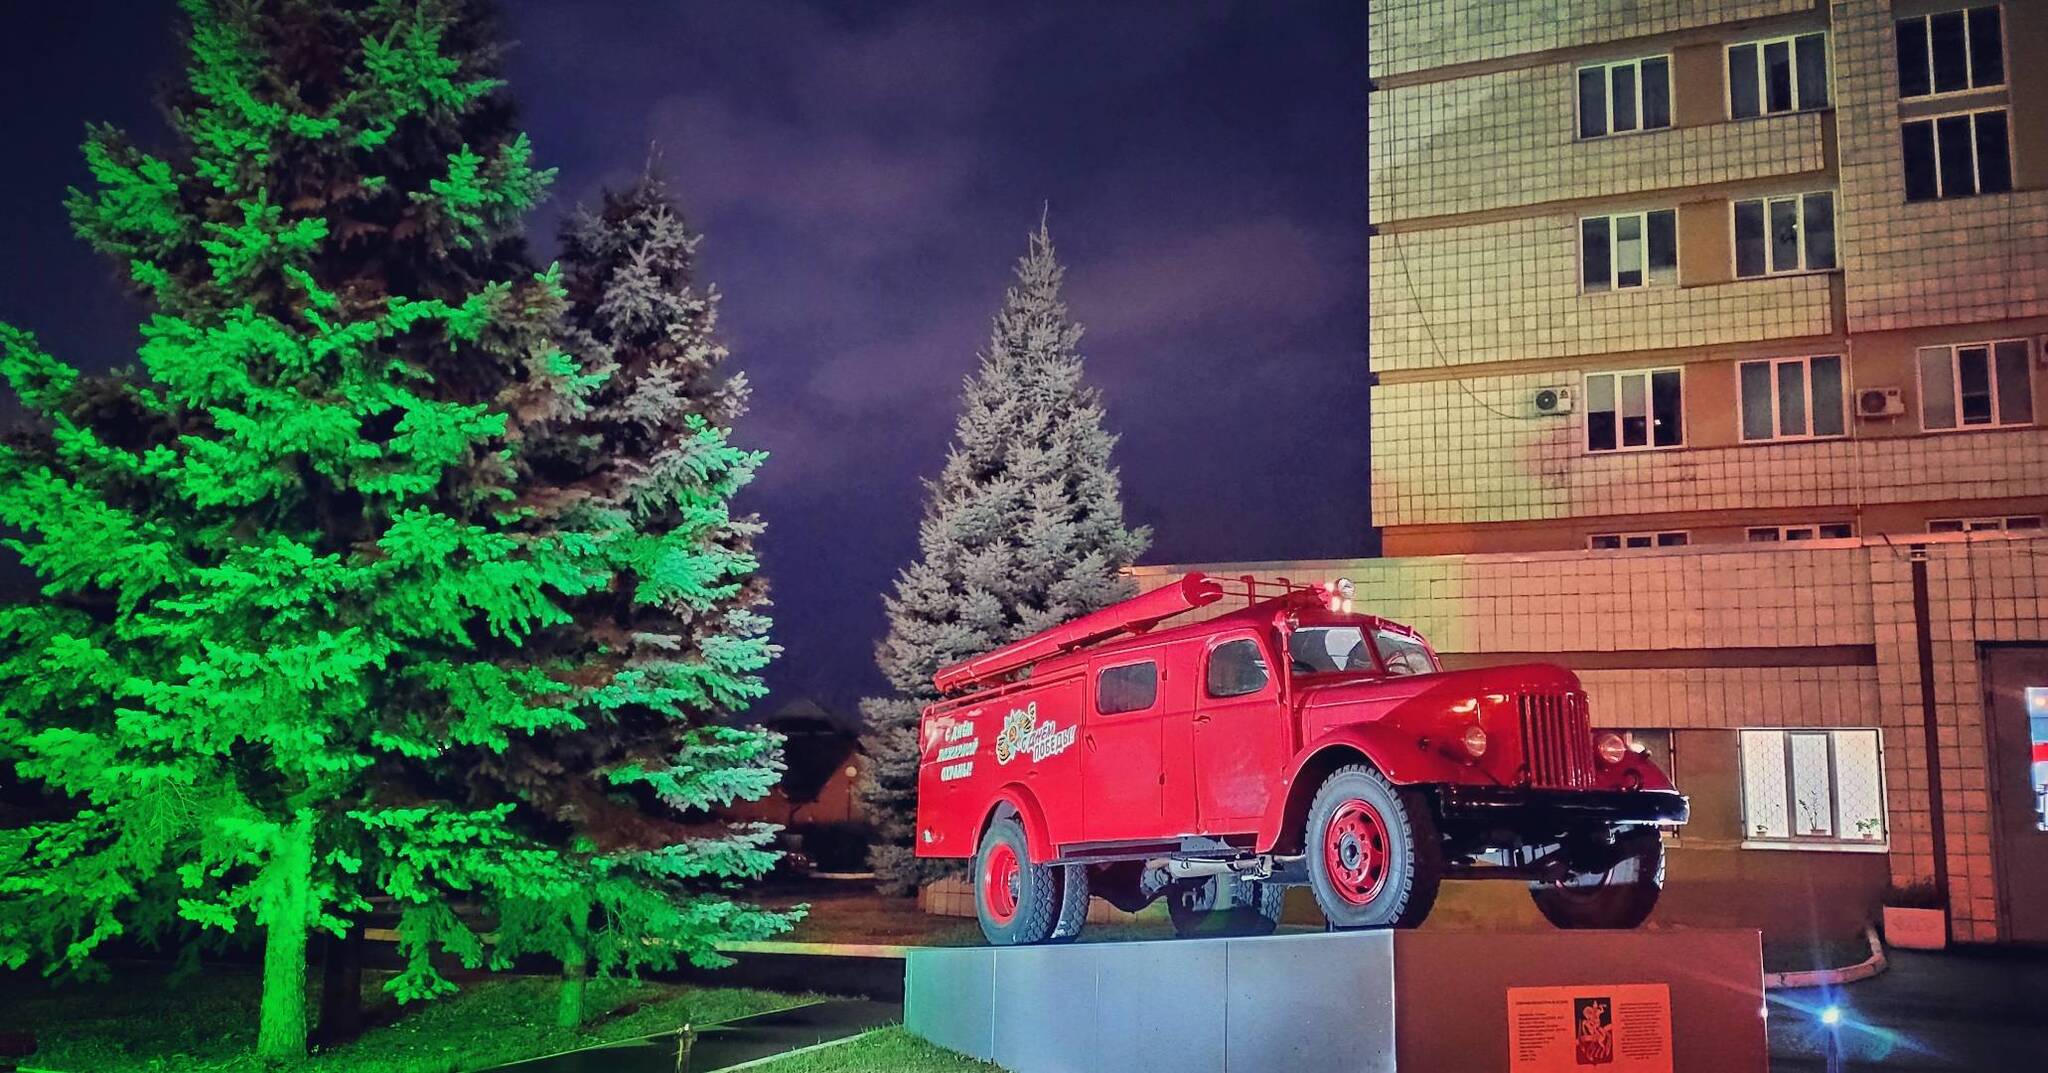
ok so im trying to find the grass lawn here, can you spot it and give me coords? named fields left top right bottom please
left=749, top=1026, right=1001, bottom=1072
left=2, top=962, right=814, bottom=1073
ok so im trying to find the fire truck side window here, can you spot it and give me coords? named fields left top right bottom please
left=1207, top=639, right=1270, bottom=698
left=1096, top=661, right=1158, bottom=715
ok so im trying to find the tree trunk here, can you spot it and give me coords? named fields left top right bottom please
left=315, top=921, right=366, bottom=1045
left=556, top=939, right=588, bottom=1029
left=256, top=815, right=316, bottom=1061
left=557, top=895, right=592, bottom=1029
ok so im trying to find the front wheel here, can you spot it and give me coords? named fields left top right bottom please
left=1304, top=765, right=1442, bottom=929
left=1528, top=831, right=1665, bottom=929
left=974, top=816, right=1059, bottom=945
left=1165, top=874, right=1286, bottom=938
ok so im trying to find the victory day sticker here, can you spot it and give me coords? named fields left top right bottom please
left=993, top=701, right=1076, bottom=765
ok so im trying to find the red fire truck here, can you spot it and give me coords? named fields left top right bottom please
left=915, top=573, right=1687, bottom=945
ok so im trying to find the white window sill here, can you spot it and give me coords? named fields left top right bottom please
left=1740, top=838, right=1889, bottom=854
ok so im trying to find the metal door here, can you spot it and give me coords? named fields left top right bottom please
left=1192, top=632, right=1289, bottom=833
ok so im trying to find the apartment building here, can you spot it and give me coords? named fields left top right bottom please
left=1142, top=0, right=2048, bottom=944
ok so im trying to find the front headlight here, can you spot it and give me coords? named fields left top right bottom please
left=1460, top=723, right=1488, bottom=758
left=1595, top=732, right=1628, bottom=766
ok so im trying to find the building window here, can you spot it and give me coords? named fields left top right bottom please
left=1585, top=368, right=1682, bottom=452
left=1578, top=56, right=1672, bottom=138
left=1740, top=728, right=1886, bottom=849
left=1739, top=355, right=1845, bottom=441
left=1747, top=523, right=1856, bottom=542
left=1580, top=210, right=1678, bottom=292
left=1589, top=531, right=1689, bottom=551
left=1902, top=109, right=2012, bottom=201
left=1728, top=33, right=1829, bottom=119
left=1918, top=340, right=2034, bottom=430
left=1096, top=661, right=1158, bottom=715
left=1928, top=516, right=2044, bottom=533
left=1896, top=7, right=2005, bottom=98
left=1733, top=193, right=1835, bottom=277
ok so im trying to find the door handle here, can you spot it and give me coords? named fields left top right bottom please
left=1192, top=713, right=1212, bottom=725
left=1085, top=733, right=1097, bottom=753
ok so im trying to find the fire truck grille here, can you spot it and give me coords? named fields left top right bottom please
left=1516, top=691, right=1593, bottom=789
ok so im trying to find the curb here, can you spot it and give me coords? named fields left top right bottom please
left=1762, top=925, right=1887, bottom=990
left=713, top=1028, right=875, bottom=1072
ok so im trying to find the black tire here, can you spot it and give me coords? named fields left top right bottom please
left=1529, top=831, right=1665, bottom=930
left=1304, top=765, right=1442, bottom=929
left=974, top=816, right=1059, bottom=945
left=1166, top=874, right=1287, bottom=938
left=1046, top=864, right=1090, bottom=943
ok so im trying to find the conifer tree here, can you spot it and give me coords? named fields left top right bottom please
left=0, top=1, right=781, bottom=1059
left=478, top=172, right=790, bottom=1029
left=859, top=220, right=1150, bottom=895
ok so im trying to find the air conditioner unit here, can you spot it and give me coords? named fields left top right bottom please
left=1534, top=387, right=1574, bottom=415
left=1857, top=386, right=1906, bottom=419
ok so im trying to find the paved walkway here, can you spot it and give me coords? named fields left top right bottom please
left=489, top=998, right=901, bottom=1072
left=1768, top=947, right=2048, bottom=1071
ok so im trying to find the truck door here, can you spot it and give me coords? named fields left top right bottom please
left=1193, top=632, right=1289, bottom=833
left=1082, top=655, right=1165, bottom=842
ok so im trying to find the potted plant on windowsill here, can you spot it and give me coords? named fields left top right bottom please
left=1880, top=881, right=1947, bottom=951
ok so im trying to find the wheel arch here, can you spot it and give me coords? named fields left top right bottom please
left=981, top=784, right=1056, bottom=862
left=1261, top=742, right=1376, bottom=855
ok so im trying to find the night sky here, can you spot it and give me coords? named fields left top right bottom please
left=0, top=1, right=1372, bottom=723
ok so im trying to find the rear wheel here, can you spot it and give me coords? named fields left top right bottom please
left=1305, top=765, right=1442, bottom=929
left=1047, top=864, right=1091, bottom=943
left=1165, top=874, right=1286, bottom=938
left=1529, top=831, right=1665, bottom=929
left=974, top=816, right=1058, bottom=945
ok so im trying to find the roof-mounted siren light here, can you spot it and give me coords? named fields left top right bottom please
left=931, top=572, right=1228, bottom=694
left=1326, top=577, right=1356, bottom=614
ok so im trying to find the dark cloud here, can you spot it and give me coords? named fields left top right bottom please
left=0, top=1, right=1370, bottom=718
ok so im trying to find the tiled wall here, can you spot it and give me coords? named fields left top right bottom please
left=1371, top=68, right=1825, bottom=224
left=1370, top=217, right=1834, bottom=373
left=1371, top=387, right=2048, bottom=527
left=1832, top=0, right=2048, bottom=332
left=1369, top=0, right=1813, bottom=80
left=1133, top=533, right=2048, bottom=941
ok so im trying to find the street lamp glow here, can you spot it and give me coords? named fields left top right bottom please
left=1820, top=1005, right=1842, bottom=1026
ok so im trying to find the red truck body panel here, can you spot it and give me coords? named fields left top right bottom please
left=914, top=574, right=1676, bottom=864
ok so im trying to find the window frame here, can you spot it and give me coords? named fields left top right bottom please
left=1747, top=523, right=1856, bottom=542
left=1204, top=635, right=1272, bottom=700
left=1093, top=659, right=1160, bottom=716
left=1896, top=6, right=2007, bottom=100
left=1578, top=209, right=1680, bottom=293
left=1738, top=727, right=1890, bottom=852
left=1731, top=192, right=1837, bottom=278
left=1916, top=338, right=2035, bottom=432
left=1901, top=107, right=2013, bottom=201
left=1726, top=31, right=1832, bottom=120
left=1589, top=530, right=1690, bottom=551
left=1576, top=55, right=1674, bottom=139
left=1584, top=366, right=1686, bottom=453
left=1928, top=515, right=2044, bottom=533
left=1736, top=354, right=1848, bottom=443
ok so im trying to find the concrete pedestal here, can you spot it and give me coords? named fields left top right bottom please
left=905, top=929, right=1765, bottom=1073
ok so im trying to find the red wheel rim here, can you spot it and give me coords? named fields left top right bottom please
left=1324, top=799, right=1392, bottom=905
left=983, top=842, right=1021, bottom=925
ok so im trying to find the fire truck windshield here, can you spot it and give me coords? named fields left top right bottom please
left=1288, top=627, right=1371, bottom=673
left=1288, top=626, right=1438, bottom=677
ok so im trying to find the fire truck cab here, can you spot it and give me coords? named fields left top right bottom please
left=914, top=573, right=1688, bottom=945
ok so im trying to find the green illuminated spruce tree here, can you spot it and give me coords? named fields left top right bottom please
left=0, top=1, right=781, bottom=1060
left=859, top=220, right=1150, bottom=895
left=479, top=171, right=790, bottom=1029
